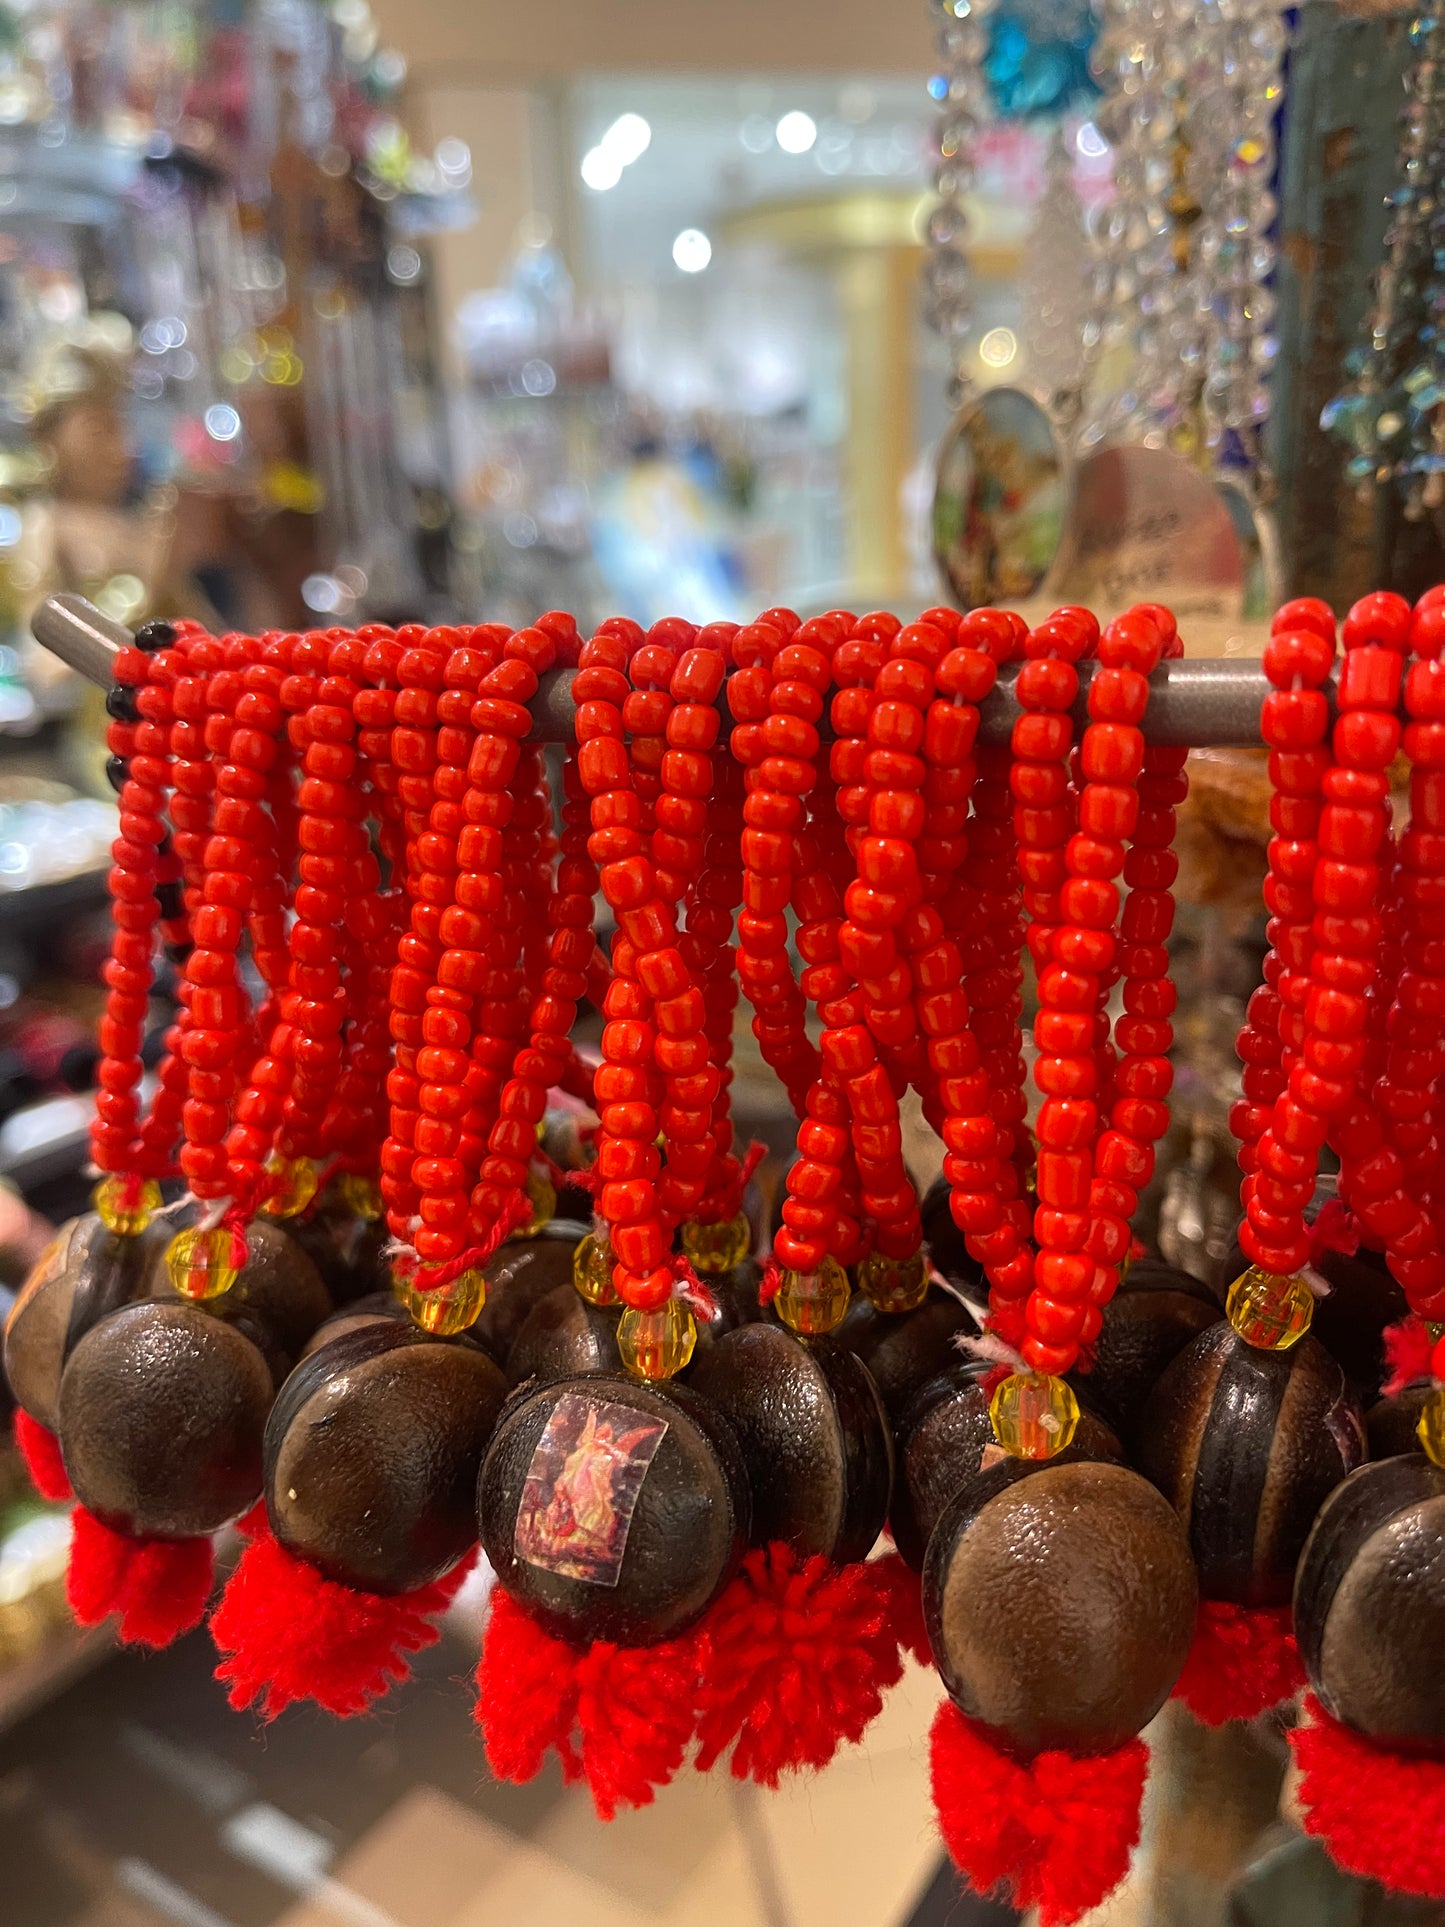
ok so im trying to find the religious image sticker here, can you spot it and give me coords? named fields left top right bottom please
left=513, top=1392, right=669, bottom=1587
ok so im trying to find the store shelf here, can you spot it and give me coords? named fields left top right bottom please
left=0, top=1091, right=91, bottom=1192
left=0, top=1619, right=112, bottom=1735
left=0, top=866, right=109, bottom=934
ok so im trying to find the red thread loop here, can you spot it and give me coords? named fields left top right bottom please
left=670, top=1254, right=720, bottom=1322
left=1309, top=1198, right=1360, bottom=1262
left=404, top=1191, right=530, bottom=1292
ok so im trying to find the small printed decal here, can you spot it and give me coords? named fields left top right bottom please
left=514, top=1392, right=668, bottom=1586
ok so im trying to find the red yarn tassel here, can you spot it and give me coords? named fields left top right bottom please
left=1291, top=1694, right=1445, bottom=1897
left=692, top=1544, right=908, bottom=1786
left=210, top=1520, right=471, bottom=1718
left=1382, top=1316, right=1434, bottom=1397
left=1171, top=1601, right=1304, bottom=1726
left=13, top=1410, right=71, bottom=1503
left=475, top=1587, right=698, bottom=1818
left=67, top=1505, right=213, bottom=1647
left=930, top=1698, right=1148, bottom=1927
left=870, top=1549, right=933, bottom=1667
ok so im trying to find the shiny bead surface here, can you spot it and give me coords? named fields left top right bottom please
left=573, top=1231, right=619, bottom=1306
left=259, top=1154, right=320, bottom=1219
left=1416, top=1385, right=1445, bottom=1468
left=680, top=1212, right=752, bottom=1275
left=617, top=1298, right=696, bottom=1379
left=858, top=1248, right=930, bottom=1313
left=775, top=1255, right=852, bottom=1334
left=94, top=1173, right=163, bottom=1237
left=1225, top=1265, right=1315, bottom=1350
left=338, top=1173, right=385, bottom=1222
left=988, top=1371, right=1081, bottom=1460
left=395, top=1266, right=487, bottom=1334
left=166, top=1225, right=245, bottom=1302
left=520, top=1170, right=556, bottom=1237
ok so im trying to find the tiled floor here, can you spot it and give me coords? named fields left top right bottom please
left=0, top=1612, right=1005, bottom=1927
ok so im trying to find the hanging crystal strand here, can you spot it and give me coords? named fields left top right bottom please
left=1084, top=0, right=1191, bottom=447
left=925, top=0, right=998, bottom=400
left=1324, top=14, right=1445, bottom=512
left=1021, top=125, right=1091, bottom=405
left=1187, top=0, right=1290, bottom=471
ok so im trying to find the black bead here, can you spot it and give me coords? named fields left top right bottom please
left=105, top=684, right=140, bottom=723
left=133, top=619, right=176, bottom=653
left=106, top=755, right=128, bottom=792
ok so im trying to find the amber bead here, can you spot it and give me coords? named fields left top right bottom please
left=617, top=1299, right=696, bottom=1379
left=1226, top=1265, right=1315, bottom=1351
left=94, top=1173, right=162, bottom=1237
left=338, top=1172, right=384, bottom=1222
left=395, top=1267, right=487, bottom=1335
left=259, top=1154, right=319, bottom=1219
left=775, top=1256, right=851, bottom=1334
left=166, top=1224, right=245, bottom=1301
left=520, top=1170, right=556, bottom=1237
left=1416, top=1385, right=1445, bottom=1468
left=680, top=1213, right=751, bottom=1275
left=573, top=1232, right=619, bottom=1306
left=858, top=1248, right=930, bottom=1314
left=989, top=1371, right=1081, bottom=1460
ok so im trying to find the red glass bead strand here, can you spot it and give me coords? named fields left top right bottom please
left=1230, top=602, right=1339, bottom=1185
left=575, top=622, right=676, bottom=1311
left=93, top=635, right=179, bottom=1180
left=1241, top=592, right=1410, bottom=1277
left=1334, top=594, right=1445, bottom=1312
left=1089, top=605, right=1188, bottom=1309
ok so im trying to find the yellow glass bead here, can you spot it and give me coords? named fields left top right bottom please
left=774, top=1256, right=852, bottom=1335
left=520, top=1170, right=556, bottom=1237
left=989, top=1371, right=1081, bottom=1461
left=573, top=1232, right=619, bottom=1306
left=259, top=1154, right=319, bottom=1219
left=338, top=1172, right=384, bottom=1222
left=1417, top=1385, right=1445, bottom=1468
left=1226, top=1266, right=1314, bottom=1351
left=394, top=1268, right=487, bottom=1335
left=858, top=1249, right=930, bottom=1314
left=166, top=1225, right=245, bottom=1302
left=680, top=1213, right=751, bottom=1275
left=94, top=1174, right=162, bottom=1237
left=617, top=1299, right=696, bottom=1380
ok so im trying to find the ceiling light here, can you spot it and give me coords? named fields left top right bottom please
left=775, top=111, right=817, bottom=155
left=602, top=113, right=652, bottom=165
left=672, top=228, right=713, bottom=274
left=581, top=145, right=623, bottom=191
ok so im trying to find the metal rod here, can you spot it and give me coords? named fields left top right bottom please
left=32, top=591, right=1278, bottom=748
left=31, top=593, right=131, bottom=685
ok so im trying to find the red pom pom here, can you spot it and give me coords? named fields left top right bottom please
left=475, top=1587, right=699, bottom=1819
left=1171, top=1601, right=1304, bottom=1726
left=574, top=1628, right=700, bottom=1818
left=1291, top=1694, right=1445, bottom=1897
left=693, top=1544, right=907, bottom=1786
left=872, top=1549, right=933, bottom=1667
left=930, top=1698, right=1148, bottom=1927
left=14, top=1409, right=71, bottom=1502
left=1382, top=1316, right=1434, bottom=1397
left=476, top=1587, right=584, bottom=1786
left=66, top=1505, right=213, bottom=1647
left=211, top=1521, right=470, bottom=1718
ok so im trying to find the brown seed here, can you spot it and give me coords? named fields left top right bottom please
left=923, top=1459, right=1197, bottom=1758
